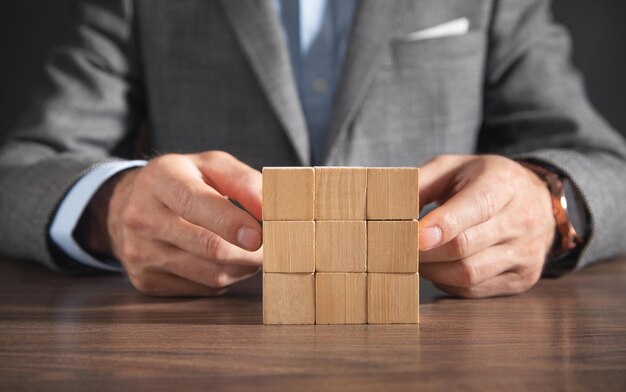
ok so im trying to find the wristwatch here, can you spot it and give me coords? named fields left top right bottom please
left=519, top=162, right=588, bottom=259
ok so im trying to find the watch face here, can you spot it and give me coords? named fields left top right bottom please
left=563, top=179, right=589, bottom=238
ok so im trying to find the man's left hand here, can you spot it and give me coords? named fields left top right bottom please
left=419, top=155, right=556, bottom=298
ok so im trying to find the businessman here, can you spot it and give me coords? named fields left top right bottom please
left=1, top=0, right=625, bottom=298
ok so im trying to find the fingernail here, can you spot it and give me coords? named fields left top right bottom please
left=420, top=226, right=442, bottom=251
left=237, top=226, right=262, bottom=251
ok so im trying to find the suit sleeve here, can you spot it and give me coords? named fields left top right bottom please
left=0, top=0, right=143, bottom=272
left=479, top=0, right=626, bottom=274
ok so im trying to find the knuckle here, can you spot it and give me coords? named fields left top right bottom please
left=476, top=187, right=497, bottom=222
left=208, top=267, right=230, bottom=288
left=521, top=266, right=542, bottom=289
left=450, top=231, right=471, bottom=258
left=509, top=265, right=542, bottom=295
left=204, top=150, right=232, bottom=162
left=121, top=242, right=142, bottom=265
left=457, top=258, right=480, bottom=288
left=129, top=274, right=157, bottom=295
left=213, top=273, right=230, bottom=288
left=509, top=270, right=538, bottom=295
left=121, top=205, right=147, bottom=232
left=175, top=186, right=197, bottom=218
left=213, top=212, right=237, bottom=242
left=148, top=154, right=177, bottom=176
left=437, top=214, right=460, bottom=240
left=202, top=231, right=227, bottom=260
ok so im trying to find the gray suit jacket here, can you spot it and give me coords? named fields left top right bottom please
left=1, top=0, right=625, bottom=274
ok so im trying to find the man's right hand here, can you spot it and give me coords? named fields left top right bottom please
left=77, top=151, right=263, bottom=296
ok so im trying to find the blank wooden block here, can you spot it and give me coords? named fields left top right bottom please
left=315, top=167, right=366, bottom=220
left=367, top=220, right=419, bottom=273
left=263, top=221, right=315, bottom=273
left=315, top=221, right=366, bottom=272
left=316, top=273, right=367, bottom=324
left=263, top=167, right=315, bottom=221
left=368, top=273, right=419, bottom=324
left=367, top=167, right=419, bottom=220
left=263, top=273, right=315, bottom=325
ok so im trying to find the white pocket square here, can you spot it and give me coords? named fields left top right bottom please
left=402, top=18, right=470, bottom=42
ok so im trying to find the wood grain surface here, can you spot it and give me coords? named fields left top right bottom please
left=263, top=273, right=315, bottom=325
left=367, top=220, right=420, bottom=273
left=262, top=167, right=315, bottom=221
left=315, top=220, right=367, bottom=272
left=315, top=167, right=367, bottom=220
left=366, top=167, right=420, bottom=220
left=1, top=257, right=626, bottom=391
left=263, top=221, right=316, bottom=273
left=316, top=273, right=367, bottom=324
left=367, top=273, right=419, bottom=324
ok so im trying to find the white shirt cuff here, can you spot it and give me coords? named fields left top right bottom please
left=49, top=160, right=147, bottom=271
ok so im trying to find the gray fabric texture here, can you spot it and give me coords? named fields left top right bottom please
left=1, top=0, right=625, bottom=273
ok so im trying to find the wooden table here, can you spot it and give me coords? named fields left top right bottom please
left=1, top=257, right=625, bottom=391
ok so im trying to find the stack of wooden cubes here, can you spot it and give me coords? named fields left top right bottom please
left=262, top=167, right=419, bottom=324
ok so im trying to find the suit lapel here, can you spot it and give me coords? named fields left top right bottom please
left=324, top=0, right=404, bottom=163
left=220, top=0, right=310, bottom=165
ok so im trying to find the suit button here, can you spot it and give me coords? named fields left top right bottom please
left=312, top=78, right=328, bottom=93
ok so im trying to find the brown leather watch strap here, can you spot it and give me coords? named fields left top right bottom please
left=519, top=162, right=583, bottom=259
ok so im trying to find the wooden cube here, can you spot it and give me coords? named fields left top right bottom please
left=315, top=221, right=366, bottom=272
left=316, top=273, right=367, bottom=324
left=263, top=221, right=315, bottom=273
left=315, top=167, right=366, bottom=220
left=368, top=273, right=419, bottom=324
left=367, top=220, right=419, bottom=273
left=263, top=167, right=315, bottom=221
left=367, top=168, right=419, bottom=220
left=263, top=273, right=315, bottom=324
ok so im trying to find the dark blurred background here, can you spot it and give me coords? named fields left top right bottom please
left=1, top=0, right=625, bottom=137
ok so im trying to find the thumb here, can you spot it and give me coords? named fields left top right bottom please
left=195, top=151, right=263, bottom=220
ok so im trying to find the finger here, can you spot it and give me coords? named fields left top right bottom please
left=419, top=175, right=513, bottom=251
left=420, top=244, right=516, bottom=288
left=129, top=271, right=227, bottom=297
left=419, top=155, right=473, bottom=209
left=153, top=156, right=263, bottom=251
left=147, top=244, right=261, bottom=289
left=420, top=214, right=510, bottom=262
left=195, top=151, right=263, bottom=220
left=155, top=210, right=263, bottom=267
left=434, top=270, right=533, bottom=299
